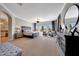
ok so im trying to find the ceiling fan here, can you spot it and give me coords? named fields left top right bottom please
left=36, top=17, right=40, bottom=23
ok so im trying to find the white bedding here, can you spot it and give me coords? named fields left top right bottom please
left=23, top=31, right=32, bottom=35
left=23, top=30, right=38, bottom=36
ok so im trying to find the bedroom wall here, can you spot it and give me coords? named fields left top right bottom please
left=15, top=17, right=32, bottom=29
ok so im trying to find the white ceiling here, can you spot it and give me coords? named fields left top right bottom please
left=3, top=3, right=65, bottom=23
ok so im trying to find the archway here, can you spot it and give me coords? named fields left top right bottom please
left=0, top=10, right=12, bottom=43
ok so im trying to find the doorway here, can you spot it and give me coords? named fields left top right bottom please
left=0, top=11, right=12, bottom=43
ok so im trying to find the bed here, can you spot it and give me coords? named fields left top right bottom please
left=23, top=30, right=39, bottom=38
left=21, top=26, right=39, bottom=38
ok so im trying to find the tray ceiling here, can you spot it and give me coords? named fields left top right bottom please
left=3, top=3, right=65, bottom=23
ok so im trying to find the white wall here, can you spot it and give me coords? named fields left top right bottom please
left=15, top=17, right=32, bottom=29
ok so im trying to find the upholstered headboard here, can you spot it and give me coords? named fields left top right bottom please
left=21, top=26, right=31, bottom=31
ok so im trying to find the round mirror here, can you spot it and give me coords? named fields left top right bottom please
left=65, top=5, right=79, bottom=30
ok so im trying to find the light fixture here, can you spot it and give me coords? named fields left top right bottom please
left=37, top=21, right=39, bottom=23
left=36, top=17, right=40, bottom=23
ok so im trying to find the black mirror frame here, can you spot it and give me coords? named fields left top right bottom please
left=64, top=4, right=79, bottom=29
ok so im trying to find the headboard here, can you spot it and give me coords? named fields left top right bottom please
left=21, top=26, right=31, bottom=31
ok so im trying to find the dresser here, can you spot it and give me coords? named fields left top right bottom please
left=65, top=35, right=79, bottom=56
left=57, top=32, right=65, bottom=55
left=57, top=32, right=79, bottom=56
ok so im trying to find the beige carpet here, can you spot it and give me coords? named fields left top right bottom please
left=10, top=36, right=60, bottom=56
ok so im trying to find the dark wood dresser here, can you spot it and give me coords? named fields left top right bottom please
left=65, top=35, right=79, bottom=56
